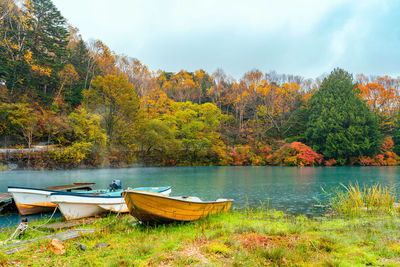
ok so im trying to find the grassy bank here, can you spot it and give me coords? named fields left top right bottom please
left=1, top=208, right=400, bottom=266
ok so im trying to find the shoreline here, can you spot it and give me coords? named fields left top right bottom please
left=2, top=163, right=400, bottom=172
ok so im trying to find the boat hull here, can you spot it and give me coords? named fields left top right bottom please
left=8, top=188, right=56, bottom=215
left=51, top=186, right=172, bottom=220
left=123, top=191, right=233, bottom=224
left=50, top=194, right=128, bottom=220
left=8, top=184, right=95, bottom=215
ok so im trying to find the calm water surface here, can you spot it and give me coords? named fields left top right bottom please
left=1, top=166, right=400, bottom=227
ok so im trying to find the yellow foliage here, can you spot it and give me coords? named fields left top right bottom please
left=24, top=50, right=52, bottom=77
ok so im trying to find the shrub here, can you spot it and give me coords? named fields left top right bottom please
left=219, top=142, right=272, bottom=166
left=324, top=158, right=337, bottom=166
left=49, top=142, right=93, bottom=168
left=359, top=136, right=399, bottom=166
left=269, top=142, right=323, bottom=166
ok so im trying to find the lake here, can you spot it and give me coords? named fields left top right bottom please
left=1, top=166, right=400, bottom=227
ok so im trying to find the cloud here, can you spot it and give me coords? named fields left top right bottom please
left=53, top=0, right=400, bottom=79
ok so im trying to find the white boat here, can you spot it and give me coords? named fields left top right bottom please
left=8, top=183, right=95, bottom=215
left=50, top=186, right=172, bottom=220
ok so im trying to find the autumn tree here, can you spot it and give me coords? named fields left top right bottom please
left=306, top=68, right=381, bottom=164
left=208, top=69, right=228, bottom=108
left=117, top=56, right=156, bottom=100
left=0, top=103, right=38, bottom=148
left=57, top=64, right=79, bottom=98
left=83, top=74, right=140, bottom=146
left=89, top=40, right=118, bottom=76
left=162, top=102, right=226, bottom=164
left=257, top=81, right=303, bottom=139
left=0, top=0, right=32, bottom=95
left=358, top=75, right=400, bottom=134
left=141, top=88, right=173, bottom=119
left=68, top=107, right=107, bottom=149
left=135, top=119, right=177, bottom=163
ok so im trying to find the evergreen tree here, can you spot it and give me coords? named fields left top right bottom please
left=26, top=0, right=69, bottom=98
left=66, top=39, right=91, bottom=107
left=305, top=68, right=381, bottom=164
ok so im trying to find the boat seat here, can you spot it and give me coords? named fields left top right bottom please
left=172, top=196, right=202, bottom=202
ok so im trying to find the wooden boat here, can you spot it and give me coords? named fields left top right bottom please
left=0, top=192, right=13, bottom=213
left=122, top=190, right=233, bottom=224
left=50, top=186, right=172, bottom=220
left=8, top=183, right=95, bottom=215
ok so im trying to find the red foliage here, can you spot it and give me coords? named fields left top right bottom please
left=164, top=159, right=177, bottom=166
left=227, top=146, right=252, bottom=166
left=269, top=142, right=323, bottom=166
left=359, top=137, right=399, bottom=166
left=359, top=156, right=376, bottom=166
left=324, top=158, right=337, bottom=166
left=218, top=142, right=273, bottom=166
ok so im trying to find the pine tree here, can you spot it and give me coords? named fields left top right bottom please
left=305, top=68, right=381, bottom=164
left=26, top=0, right=69, bottom=98
left=66, top=39, right=91, bottom=107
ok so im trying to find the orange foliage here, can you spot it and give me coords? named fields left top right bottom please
left=141, top=88, right=173, bottom=119
left=358, top=76, right=400, bottom=132
left=358, top=81, right=399, bottom=115
left=324, top=158, right=337, bottom=166
left=359, top=137, right=399, bottom=166
left=270, top=142, right=323, bottom=166
left=227, top=145, right=253, bottom=166
left=218, top=142, right=272, bottom=166
left=159, top=71, right=201, bottom=102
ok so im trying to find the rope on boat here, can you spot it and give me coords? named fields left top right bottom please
left=99, top=202, right=125, bottom=232
left=35, top=206, right=58, bottom=228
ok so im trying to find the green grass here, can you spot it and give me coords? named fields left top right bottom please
left=1, top=207, right=400, bottom=266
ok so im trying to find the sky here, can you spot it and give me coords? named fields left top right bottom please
left=52, top=0, right=400, bottom=79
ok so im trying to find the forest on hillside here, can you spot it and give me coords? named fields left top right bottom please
left=1, top=0, right=400, bottom=168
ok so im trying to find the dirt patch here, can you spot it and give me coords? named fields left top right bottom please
left=157, top=239, right=228, bottom=266
left=238, top=233, right=299, bottom=250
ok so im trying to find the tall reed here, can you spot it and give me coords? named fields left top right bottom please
left=329, top=183, right=397, bottom=216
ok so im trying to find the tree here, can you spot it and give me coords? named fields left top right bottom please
left=135, top=119, right=177, bottom=163
left=358, top=76, right=400, bottom=134
left=305, top=68, right=381, bottom=164
left=66, top=27, right=93, bottom=107
left=83, top=74, right=140, bottom=145
left=162, top=102, right=226, bottom=164
left=57, top=64, right=79, bottom=98
left=257, top=81, right=303, bottom=139
left=0, top=0, right=32, bottom=95
left=26, top=0, right=69, bottom=97
left=0, top=103, right=38, bottom=148
left=68, top=107, right=107, bottom=150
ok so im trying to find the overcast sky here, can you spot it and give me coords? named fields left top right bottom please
left=52, top=0, right=400, bottom=79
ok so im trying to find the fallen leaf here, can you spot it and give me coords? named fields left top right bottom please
left=49, top=239, right=65, bottom=255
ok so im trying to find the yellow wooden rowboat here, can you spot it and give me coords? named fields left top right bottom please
left=122, top=190, right=233, bottom=224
